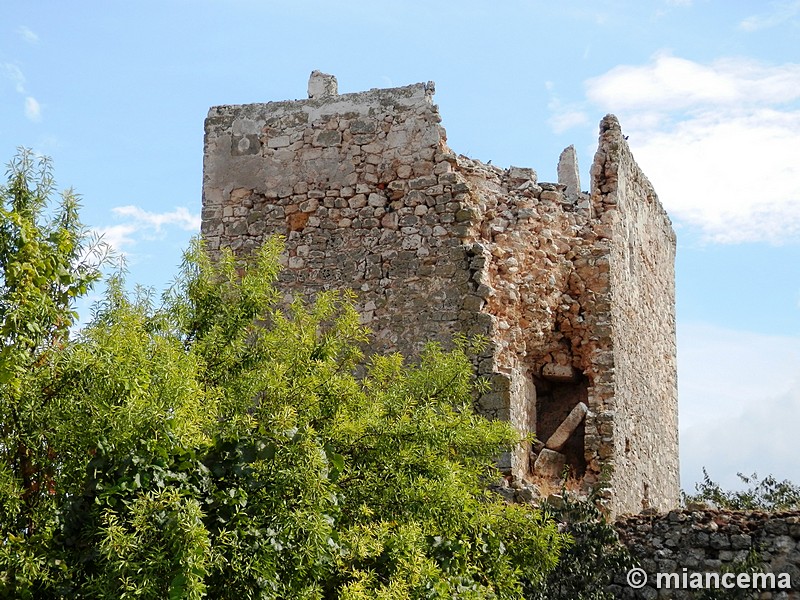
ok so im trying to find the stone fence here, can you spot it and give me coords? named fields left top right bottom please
left=612, top=509, right=800, bottom=599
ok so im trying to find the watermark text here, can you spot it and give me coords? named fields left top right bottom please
left=626, top=567, right=792, bottom=591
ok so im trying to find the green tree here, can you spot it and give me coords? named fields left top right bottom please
left=0, top=149, right=107, bottom=594
left=59, top=242, right=564, bottom=599
left=0, top=151, right=566, bottom=598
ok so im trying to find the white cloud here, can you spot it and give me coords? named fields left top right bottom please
left=17, top=26, right=39, bottom=44
left=632, top=108, right=800, bottom=243
left=739, top=0, right=800, bottom=31
left=96, top=205, right=201, bottom=256
left=586, top=54, right=800, bottom=111
left=1, top=62, right=27, bottom=94
left=94, top=223, right=140, bottom=254
left=2, top=63, right=44, bottom=123
left=583, top=54, right=800, bottom=244
left=678, top=322, right=800, bottom=491
left=546, top=84, right=590, bottom=134
left=112, top=205, right=200, bottom=233
left=549, top=109, right=590, bottom=134
left=24, top=96, right=41, bottom=122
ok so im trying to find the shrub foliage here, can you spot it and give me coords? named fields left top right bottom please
left=685, top=469, right=800, bottom=511
left=0, top=151, right=566, bottom=598
left=529, top=485, right=636, bottom=600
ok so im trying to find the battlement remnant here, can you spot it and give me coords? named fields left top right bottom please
left=307, top=70, right=338, bottom=99
left=201, top=73, right=679, bottom=516
left=557, top=145, right=581, bottom=202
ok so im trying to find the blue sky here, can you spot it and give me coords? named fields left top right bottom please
left=2, top=1, right=799, bottom=493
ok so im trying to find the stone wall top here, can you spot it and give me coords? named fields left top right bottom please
left=591, top=114, right=675, bottom=245
left=206, top=81, right=436, bottom=132
left=614, top=509, right=800, bottom=598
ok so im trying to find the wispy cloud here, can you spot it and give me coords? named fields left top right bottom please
left=17, top=25, right=39, bottom=44
left=582, top=53, right=800, bottom=244
left=24, top=96, right=41, bottom=122
left=96, top=205, right=201, bottom=256
left=112, top=205, right=200, bottom=232
left=2, top=62, right=45, bottom=123
left=1, top=62, right=27, bottom=94
left=739, top=0, right=800, bottom=31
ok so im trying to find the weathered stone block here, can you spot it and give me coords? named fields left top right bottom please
left=508, top=166, right=536, bottom=183
left=545, top=402, right=588, bottom=451
left=313, top=130, right=342, bottom=147
left=307, top=70, right=338, bottom=99
left=380, top=211, right=398, bottom=230
left=557, top=145, right=581, bottom=200
left=350, top=120, right=375, bottom=134
left=533, top=449, right=566, bottom=479
left=408, top=175, right=438, bottom=190
left=542, top=363, right=578, bottom=382
left=540, top=190, right=563, bottom=203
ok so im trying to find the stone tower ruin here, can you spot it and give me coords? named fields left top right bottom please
left=201, top=72, right=680, bottom=515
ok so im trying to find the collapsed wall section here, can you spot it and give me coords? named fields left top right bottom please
left=446, top=157, right=612, bottom=485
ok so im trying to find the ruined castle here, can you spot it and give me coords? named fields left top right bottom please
left=200, top=72, right=679, bottom=516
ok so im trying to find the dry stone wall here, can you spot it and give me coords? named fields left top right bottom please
left=201, top=72, right=679, bottom=516
left=614, top=509, right=800, bottom=598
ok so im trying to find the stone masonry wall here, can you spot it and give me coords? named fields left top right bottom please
left=201, top=73, right=679, bottom=515
left=449, top=156, right=609, bottom=484
left=614, top=509, right=800, bottom=598
left=203, top=80, right=482, bottom=360
left=591, top=117, right=681, bottom=513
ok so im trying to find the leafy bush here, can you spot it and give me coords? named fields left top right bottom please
left=685, top=469, right=800, bottom=511
left=527, top=484, right=636, bottom=600
left=0, top=151, right=566, bottom=598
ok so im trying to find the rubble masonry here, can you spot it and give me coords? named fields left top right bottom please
left=201, top=72, right=679, bottom=516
